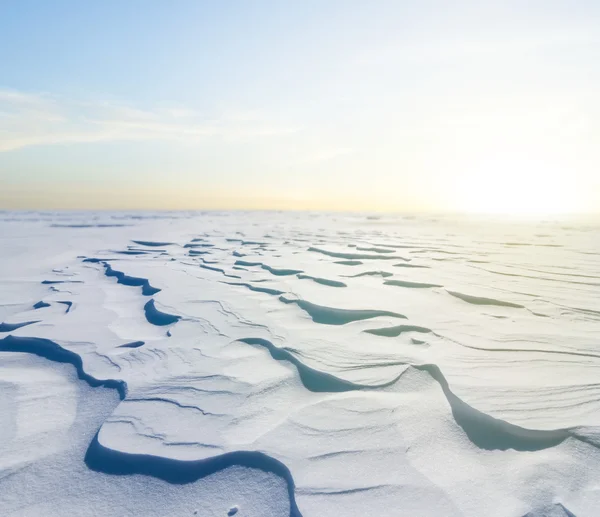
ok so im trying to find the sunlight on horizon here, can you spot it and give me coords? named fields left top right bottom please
left=456, top=156, right=580, bottom=217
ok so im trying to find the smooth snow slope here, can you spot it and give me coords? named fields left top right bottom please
left=1, top=210, right=599, bottom=517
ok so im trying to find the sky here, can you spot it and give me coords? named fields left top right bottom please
left=1, top=0, right=599, bottom=214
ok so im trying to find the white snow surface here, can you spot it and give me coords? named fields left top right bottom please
left=1, top=210, right=599, bottom=517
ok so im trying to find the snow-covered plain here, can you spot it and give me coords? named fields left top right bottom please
left=1, top=210, right=599, bottom=517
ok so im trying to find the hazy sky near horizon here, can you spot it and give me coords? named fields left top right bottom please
left=1, top=1, right=600, bottom=214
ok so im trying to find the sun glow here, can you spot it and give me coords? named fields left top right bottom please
left=456, top=156, right=579, bottom=216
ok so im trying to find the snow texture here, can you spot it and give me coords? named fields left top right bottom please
left=1, top=210, right=599, bottom=517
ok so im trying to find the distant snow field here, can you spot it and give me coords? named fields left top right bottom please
left=1, top=211, right=599, bottom=517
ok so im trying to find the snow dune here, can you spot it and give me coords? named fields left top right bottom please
left=1, top=211, right=600, bottom=516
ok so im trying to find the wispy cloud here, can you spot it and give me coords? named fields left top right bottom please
left=0, top=89, right=299, bottom=152
left=354, top=25, right=600, bottom=67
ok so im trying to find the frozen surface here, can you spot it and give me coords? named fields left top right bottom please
left=1, top=210, right=600, bottom=517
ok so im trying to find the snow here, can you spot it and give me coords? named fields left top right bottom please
left=1, top=210, right=599, bottom=516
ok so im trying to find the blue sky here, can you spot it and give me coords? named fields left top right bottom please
left=1, top=1, right=599, bottom=213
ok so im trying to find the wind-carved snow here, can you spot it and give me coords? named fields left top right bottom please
left=1, top=211, right=600, bottom=516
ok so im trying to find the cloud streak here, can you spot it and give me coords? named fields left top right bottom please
left=0, top=89, right=299, bottom=152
